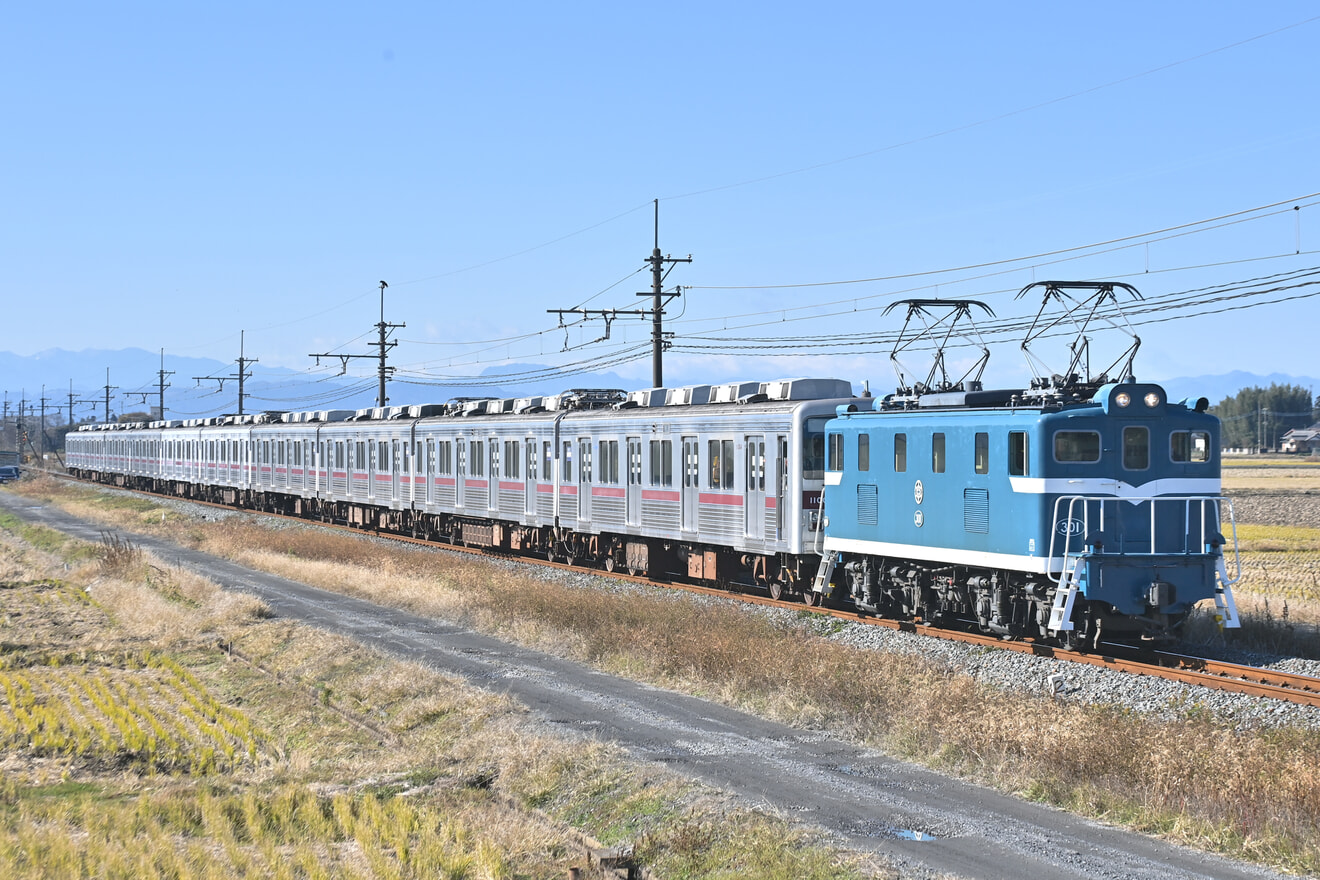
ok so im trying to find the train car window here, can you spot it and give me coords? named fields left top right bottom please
left=470, top=440, right=484, bottom=476
left=974, top=432, right=989, bottom=474
left=562, top=442, right=573, bottom=481
left=1054, top=431, right=1101, bottom=463
left=827, top=434, right=844, bottom=472
left=803, top=418, right=827, bottom=480
left=378, top=441, right=389, bottom=472
left=1009, top=431, right=1029, bottom=476
left=489, top=442, right=499, bottom=478
left=857, top=434, right=870, bottom=472
left=579, top=440, right=592, bottom=483
left=708, top=439, right=735, bottom=488
left=1171, top=431, right=1210, bottom=463
left=649, top=439, right=673, bottom=487
left=600, top=439, right=619, bottom=483
left=543, top=441, right=552, bottom=479
left=526, top=440, right=537, bottom=480
left=932, top=433, right=946, bottom=474
left=894, top=433, right=907, bottom=472
left=505, top=441, right=519, bottom=478
left=1123, top=426, right=1149, bottom=470
left=356, top=442, right=366, bottom=470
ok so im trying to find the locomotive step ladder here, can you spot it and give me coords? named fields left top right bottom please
left=1214, top=556, right=1241, bottom=629
left=811, top=550, right=840, bottom=602
left=1047, top=555, right=1086, bottom=633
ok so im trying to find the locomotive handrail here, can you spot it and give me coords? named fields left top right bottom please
left=1047, top=494, right=1239, bottom=586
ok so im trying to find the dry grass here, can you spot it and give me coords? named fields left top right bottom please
left=12, top=476, right=1320, bottom=873
left=1221, top=462, right=1320, bottom=491
left=0, top=481, right=873, bottom=880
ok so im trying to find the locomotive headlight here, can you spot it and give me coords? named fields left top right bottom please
left=1144, top=392, right=1160, bottom=408
left=1114, top=392, right=1131, bottom=407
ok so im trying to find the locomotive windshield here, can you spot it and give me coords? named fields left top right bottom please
left=803, top=417, right=827, bottom=479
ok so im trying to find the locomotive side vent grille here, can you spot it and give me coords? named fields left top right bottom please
left=964, top=488, right=990, bottom=533
left=857, top=484, right=879, bottom=526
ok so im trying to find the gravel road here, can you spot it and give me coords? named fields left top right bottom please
left=0, top=490, right=1296, bottom=880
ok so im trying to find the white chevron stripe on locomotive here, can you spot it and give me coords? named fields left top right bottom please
left=1007, top=477, right=1222, bottom=502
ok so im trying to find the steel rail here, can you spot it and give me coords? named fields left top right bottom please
left=35, top=470, right=1320, bottom=711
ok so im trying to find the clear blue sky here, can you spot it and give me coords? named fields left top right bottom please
left=4, top=2, right=1319, bottom=408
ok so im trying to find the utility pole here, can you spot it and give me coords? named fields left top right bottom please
left=156, top=348, right=174, bottom=419
left=550, top=201, right=691, bottom=388
left=640, top=200, right=690, bottom=387
left=309, top=281, right=404, bottom=408
left=102, top=368, right=118, bottom=424
left=194, top=332, right=257, bottom=415
left=125, top=349, right=175, bottom=419
left=39, top=386, right=48, bottom=459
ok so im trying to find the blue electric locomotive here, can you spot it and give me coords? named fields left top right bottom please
left=815, top=381, right=1240, bottom=646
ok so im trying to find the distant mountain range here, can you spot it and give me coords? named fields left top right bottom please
left=0, top=347, right=1314, bottom=422
left=1151, top=371, right=1319, bottom=407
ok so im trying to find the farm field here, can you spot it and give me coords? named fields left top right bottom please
left=0, top=496, right=862, bottom=879
left=1221, top=458, right=1320, bottom=491
left=7, top=477, right=1320, bottom=876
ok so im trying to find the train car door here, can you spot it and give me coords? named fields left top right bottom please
left=524, top=437, right=537, bottom=517
left=488, top=439, right=499, bottom=511
left=681, top=436, right=698, bottom=532
left=578, top=438, right=592, bottom=521
left=776, top=436, right=788, bottom=541
left=390, top=439, right=400, bottom=503
left=744, top=435, right=765, bottom=540
left=455, top=440, right=466, bottom=508
left=626, top=437, right=642, bottom=526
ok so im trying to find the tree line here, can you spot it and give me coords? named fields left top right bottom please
left=1210, top=384, right=1319, bottom=450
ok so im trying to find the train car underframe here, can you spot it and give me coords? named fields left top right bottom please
left=78, top=470, right=819, bottom=600
left=833, top=552, right=1187, bottom=648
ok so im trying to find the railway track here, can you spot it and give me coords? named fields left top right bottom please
left=37, top=471, right=1320, bottom=712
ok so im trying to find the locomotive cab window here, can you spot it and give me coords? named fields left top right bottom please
left=1008, top=431, right=1029, bottom=476
left=826, top=433, right=844, bottom=472
left=1122, top=426, right=1149, bottom=470
left=1054, top=430, right=1101, bottom=463
left=1171, top=430, right=1210, bottom=463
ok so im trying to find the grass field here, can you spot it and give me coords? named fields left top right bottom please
left=1221, top=459, right=1320, bottom=491
left=8, top=477, right=1320, bottom=875
left=0, top=488, right=872, bottom=879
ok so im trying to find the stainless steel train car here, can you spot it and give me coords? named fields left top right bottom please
left=67, top=378, right=866, bottom=596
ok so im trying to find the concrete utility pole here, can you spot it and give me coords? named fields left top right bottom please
left=309, top=281, right=403, bottom=408
left=641, top=200, right=691, bottom=388
left=549, top=200, right=691, bottom=388
left=157, top=348, right=174, bottom=419
left=102, top=368, right=118, bottom=424
left=194, top=332, right=257, bottom=416
left=39, top=386, right=47, bottom=459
